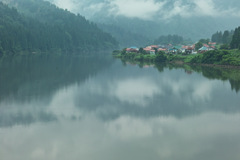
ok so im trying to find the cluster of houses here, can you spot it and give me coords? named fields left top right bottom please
left=198, top=42, right=216, bottom=53
left=126, top=42, right=217, bottom=55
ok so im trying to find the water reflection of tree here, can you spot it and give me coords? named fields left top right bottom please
left=0, top=54, right=112, bottom=102
left=229, top=80, right=240, bottom=92
left=122, top=58, right=240, bottom=93
left=166, top=64, right=240, bottom=93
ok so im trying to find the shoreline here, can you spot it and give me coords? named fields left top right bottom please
left=169, top=60, right=240, bottom=69
left=113, top=49, right=240, bottom=69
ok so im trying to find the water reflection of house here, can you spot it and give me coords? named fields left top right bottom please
left=126, top=62, right=137, bottom=66
left=143, top=64, right=154, bottom=68
left=185, top=70, right=193, bottom=74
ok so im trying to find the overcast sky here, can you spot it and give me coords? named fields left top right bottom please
left=48, top=0, right=240, bottom=20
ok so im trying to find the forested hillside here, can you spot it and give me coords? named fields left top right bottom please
left=0, top=0, right=118, bottom=55
left=97, top=23, right=150, bottom=47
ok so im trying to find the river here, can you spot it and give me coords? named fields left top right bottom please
left=0, top=54, right=240, bottom=160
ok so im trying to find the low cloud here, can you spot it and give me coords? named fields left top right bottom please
left=51, top=0, right=77, bottom=11
left=108, top=0, right=165, bottom=20
left=159, top=1, right=192, bottom=19
left=48, top=0, right=240, bottom=20
left=193, top=0, right=218, bottom=16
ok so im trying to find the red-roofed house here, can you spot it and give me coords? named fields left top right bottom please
left=158, top=48, right=167, bottom=53
left=126, top=47, right=139, bottom=53
left=143, top=47, right=151, bottom=54
left=209, top=42, right=216, bottom=45
left=203, top=44, right=210, bottom=48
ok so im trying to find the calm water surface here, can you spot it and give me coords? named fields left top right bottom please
left=0, top=55, right=240, bottom=160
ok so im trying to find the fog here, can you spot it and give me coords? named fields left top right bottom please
left=48, top=0, right=240, bottom=20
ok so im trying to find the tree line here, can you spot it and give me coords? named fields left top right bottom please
left=203, top=26, right=240, bottom=50
left=211, top=27, right=240, bottom=50
left=230, top=26, right=240, bottom=49
left=211, top=30, right=234, bottom=44
left=153, top=35, right=185, bottom=45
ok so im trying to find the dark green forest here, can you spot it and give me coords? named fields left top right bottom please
left=0, top=0, right=118, bottom=56
left=230, top=26, right=240, bottom=49
left=211, top=27, right=240, bottom=49
left=153, top=35, right=185, bottom=45
left=211, top=30, right=234, bottom=44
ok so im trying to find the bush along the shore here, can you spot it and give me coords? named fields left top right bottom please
left=113, top=49, right=240, bottom=66
left=193, top=50, right=240, bottom=66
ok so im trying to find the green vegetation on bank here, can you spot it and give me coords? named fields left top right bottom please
left=113, top=25, right=240, bottom=67
left=211, top=26, right=240, bottom=50
left=113, top=49, right=240, bottom=66
left=211, top=30, right=234, bottom=45
left=0, top=0, right=118, bottom=56
left=231, top=26, right=240, bottom=49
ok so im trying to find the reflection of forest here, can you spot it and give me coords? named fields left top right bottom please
left=1, top=57, right=239, bottom=127
left=168, top=64, right=240, bottom=93
left=122, top=59, right=240, bottom=93
left=0, top=54, right=112, bottom=102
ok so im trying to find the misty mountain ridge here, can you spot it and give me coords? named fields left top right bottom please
left=1, top=0, right=240, bottom=48
left=46, top=0, right=240, bottom=44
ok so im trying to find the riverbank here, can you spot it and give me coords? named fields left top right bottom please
left=113, top=49, right=240, bottom=67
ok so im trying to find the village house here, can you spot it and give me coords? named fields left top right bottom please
left=126, top=46, right=139, bottom=53
left=158, top=48, right=168, bottom=53
left=168, top=48, right=178, bottom=54
left=143, top=45, right=159, bottom=55
left=209, top=42, right=216, bottom=46
left=186, top=46, right=195, bottom=54
left=143, top=46, right=152, bottom=54
left=124, top=38, right=223, bottom=56
left=125, top=41, right=219, bottom=55
left=198, top=46, right=210, bottom=53
left=198, top=43, right=215, bottom=53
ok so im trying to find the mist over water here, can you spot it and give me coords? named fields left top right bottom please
left=0, top=55, right=240, bottom=160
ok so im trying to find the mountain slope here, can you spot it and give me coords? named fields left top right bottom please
left=97, top=23, right=151, bottom=47
left=0, top=0, right=118, bottom=55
